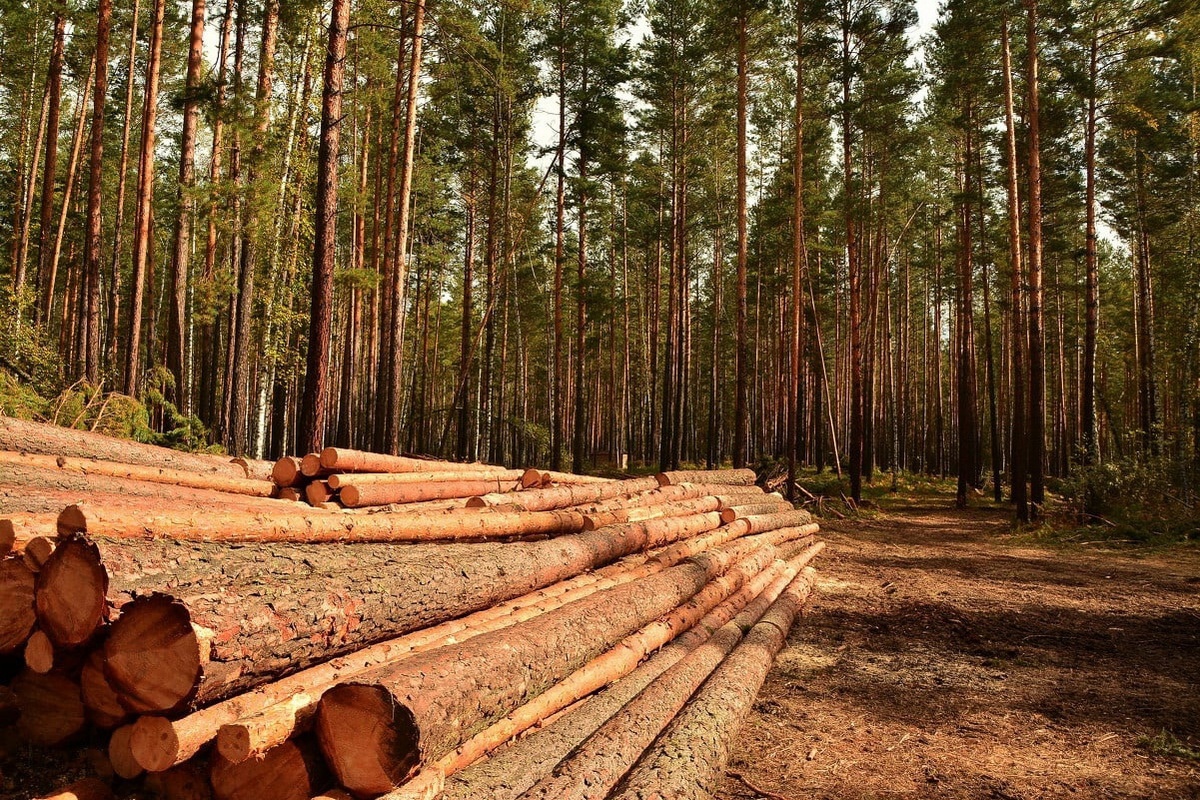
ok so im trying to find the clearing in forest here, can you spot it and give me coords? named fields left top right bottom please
left=720, top=502, right=1200, bottom=799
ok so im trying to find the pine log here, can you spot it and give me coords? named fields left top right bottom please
left=533, top=470, right=610, bottom=486
left=23, top=535, right=56, bottom=571
left=719, top=500, right=794, bottom=523
left=35, top=538, right=108, bottom=648
left=656, top=469, right=757, bottom=487
left=12, top=668, right=86, bottom=745
left=741, top=509, right=813, bottom=532
left=330, top=469, right=527, bottom=489
left=211, top=737, right=330, bottom=800
left=314, top=536, right=790, bottom=796
left=109, top=723, right=145, bottom=779
left=143, top=764, right=213, bottom=800
left=319, top=448, right=513, bottom=476
left=24, top=627, right=56, bottom=672
left=439, top=548, right=817, bottom=800
left=34, top=778, right=115, bottom=800
left=271, top=457, right=305, bottom=487
left=277, top=487, right=303, bottom=502
left=85, top=513, right=726, bottom=715
left=0, top=416, right=263, bottom=479
left=520, top=566, right=817, bottom=800
left=304, top=480, right=335, bottom=506
left=56, top=502, right=590, bottom=543
left=0, top=450, right=274, bottom=497
left=1, top=513, right=57, bottom=554
left=582, top=496, right=725, bottom=531
left=338, top=478, right=522, bottom=508
left=132, top=516, right=761, bottom=772
left=609, top=567, right=818, bottom=800
left=0, top=556, right=37, bottom=653
left=466, top=477, right=659, bottom=512
left=385, top=541, right=821, bottom=800
left=299, top=453, right=328, bottom=478
left=81, top=648, right=127, bottom=728
left=674, top=482, right=765, bottom=497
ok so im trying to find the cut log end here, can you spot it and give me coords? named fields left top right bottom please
left=464, top=497, right=488, bottom=508
left=12, top=669, right=86, bottom=746
left=23, top=536, right=55, bottom=571
left=56, top=504, right=89, bottom=537
left=300, top=453, right=325, bottom=478
left=0, top=557, right=37, bottom=653
left=34, top=538, right=107, bottom=649
left=130, top=714, right=180, bottom=773
left=81, top=650, right=126, bottom=729
left=103, top=594, right=202, bottom=714
left=210, top=738, right=329, bottom=800
left=24, top=628, right=55, bottom=672
left=316, top=684, right=420, bottom=797
left=34, top=777, right=115, bottom=800
left=272, top=457, right=303, bottom=487
left=109, top=723, right=144, bottom=779
left=520, top=468, right=544, bottom=488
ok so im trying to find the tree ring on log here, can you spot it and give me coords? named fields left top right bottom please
left=316, top=683, right=420, bottom=796
left=104, top=594, right=202, bottom=714
left=130, top=714, right=180, bottom=773
left=34, top=538, right=107, bottom=648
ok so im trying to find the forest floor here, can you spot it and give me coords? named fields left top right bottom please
left=718, top=496, right=1200, bottom=799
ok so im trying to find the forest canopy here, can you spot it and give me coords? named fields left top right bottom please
left=0, top=0, right=1197, bottom=526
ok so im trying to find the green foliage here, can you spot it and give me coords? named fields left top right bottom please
left=1139, top=730, right=1200, bottom=762
left=1059, top=451, right=1200, bottom=544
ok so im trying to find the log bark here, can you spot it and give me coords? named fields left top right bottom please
left=521, top=566, right=816, bottom=800
left=387, top=541, right=822, bottom=800
left=12, top=668, right=86, bottom=745
left=35, top=778, right=114, bottom=800
left=56, top=503, right=591, bottom=544
left=656, top=469, right=757, bottom=487
left=330, top=469, right=527, bottom=489
left=319, top=448, right=513, bottom=475
left=439, top=549, right=816, bottom=800
left=315, top=536, right=793, bottom=796
left=338, top=478, right=522, bottom=508
left=210, top=737, right=329, bottom=800
left=609, top=568, right=817, bottom=800
left=52, top=514, right=725, bottom=713
left=0, top=417, right=266, bottom=479
left=132, top=517, right=765, bottom=772
left=719, top=500, right=793, bottom=523
left=467, top=477, right=660, bottom=512
left=0, top=448, right=274, bottom=498
left=531, top=470, right=610, bottom=487
left=0, top=556, right=36, bottom=653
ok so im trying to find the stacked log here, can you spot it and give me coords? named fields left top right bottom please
left=0, top=419, right=826, bottom=800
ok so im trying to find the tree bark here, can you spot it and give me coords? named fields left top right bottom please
left=1025, top=0, right=1046, bottom=514
left=34, top=11, right=66, bottom=327
left=733, top=6, right=750, bottom=470
left=1002, top=17, right=1028, bottom=522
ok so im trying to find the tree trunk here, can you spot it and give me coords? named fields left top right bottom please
left=733, top=6, right=750, bottom=470
left=34, top=11, right=66, bottom=327
left=124, top=0, right=166, bottom=396
left=1025, top=0, right=1046, bottom=514
left=166, top=0, right=208, bottom=415
left=1002, top=17, right=1028, bottom=522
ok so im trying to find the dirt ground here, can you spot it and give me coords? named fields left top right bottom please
left=719, top=502, right=1200, bottom=800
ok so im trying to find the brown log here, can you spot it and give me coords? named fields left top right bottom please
left=1, top=512, right=57, bottom=554
left=24, top=627, right=55, bottom=672
left=133, top=516, right=754, bottom=772
left=532, top=470, right=610, bottom=487
left=315, top=535, right=786, bottom=796
left=467, top=476, right=659, bottom=512
left=741, top=509, right=813, bottom=533
left=81, top=648, right=127, bottom=728
left=277, top=487, right=303, bottom=502
left=609, top=567, right=818, bottom=800
left=0, top=684, right=17, bottom=726
left=12, top=668, right=86, bottom=745
left=0, top=450, right=275, bottom=497
left=582, top=497, right=724, bottom=531
left=299, top=454, right=328, bottom=479
left=34, top=778, right=115, bottom=800
left=386, top=541, right=821, bottom=800
left=319, top=447, right=513, bottom=476
left=109, top=723, right=144, bottom=779
left=656, top=468, right=757, bottom=487
left=35, top=538, right=108, bottom=648
left=89, top=513, right=726, bottom=715
left=0, top=556, right=37, bottom=653
left=304, top=480, right=335, bottom=505
left=271, top=457, right=305, bottom=487
left=521, top=564, right=817, bottom=800
left=519, top=468, right=545, bottom=488
left=56, top=502, right=590, bottom=543
left=439, top=547, right=817, bottom=800
left=143, top=764, right=213, bottom=800
left=211, top=737, right=330, bottom=800
left=0, top=416, right=262, bottom=479
left=674, top=482, right=765, bottom=497
left=338, top=478, right=522, bottom=508
left=23, top=535, right=56, bottom=571
left=330, top=469, right=527, bottom=489
left=719, top=500, right=794, bottom=523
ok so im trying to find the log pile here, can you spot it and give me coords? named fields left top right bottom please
left=0, top=419, right=824, bottom=800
